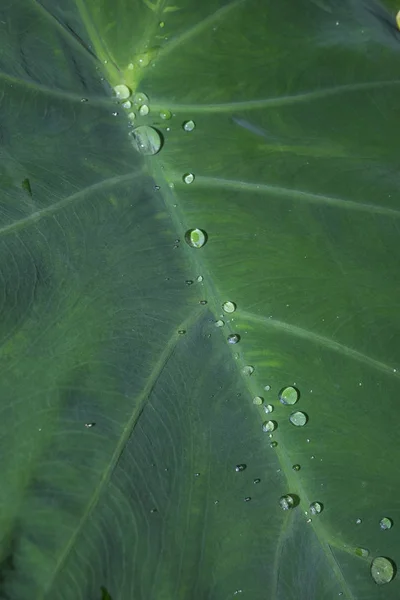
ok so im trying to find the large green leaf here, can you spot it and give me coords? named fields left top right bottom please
left=1, top=0, right=399, bottom=598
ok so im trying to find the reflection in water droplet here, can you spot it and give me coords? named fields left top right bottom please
left=222, top=301, right=236, bottom=313
left=183, top=173, right=195, bottom=184
left=355, top=547, right=369, bottom=558
left=235, top=464, right=246, bottom=472
left=184, top=228, right=207, bottom=248
left=263, top=404, right=274, bottom=413
left=380, top=517, right=393, bottom=530
left=132, top=92, right=149, bottom=106
left=227, top=334, right=240, bottom=344
left=309, top=501, right=323, bottom=515
left=114, top=84, right=131, bottom=100
left=139, top=104, right=150, bottom=116
left=160, top=109, right=172, bottom=120
left=183, top=120, right=196, bottom=132
left=279, top=386, right=300, bottom=405
left=289, top=411, right=308, bottom=427
left=262, top=420, right=277, bottom=433
left=242, top=365, right=254, bottom=376
left=370, top=556, right=395, bottom=585
left=215, top=319, right=224, bottom=327
left=130, top=126, right=162, bottom=155
left=279, top=495, right=295, bottom=510
left=253, top=396, right=263, bottom=405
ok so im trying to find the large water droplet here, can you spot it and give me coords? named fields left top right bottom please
left=242, top=365, right=254, bottom=376
left=160, top=109, right=172, bottom=120
left=380, top=517, right=393, bottom=530
left=370, top=556, right=396, bottom=585
left=132, top=92, right=150, bottom=107
left=289, top=411, right=308, bottom=427
left=184, top=228, right=207, bottom=248
left=130, top=126, right=162, bottom=155
left=279, top=386, right=300, bottom=405
left=253, top=396, right=263, bottom=405
left=114, top=84, right=131, bottom=100
left=235, top=464, right=246, bottom=472
left=309, top=501, right=323, bottom=515
left=222, top=301, right=236, bottom=313
left=279, top=495, right=296, bottom=510
left=262, top=420, right=277, bottom=433
left=227, top=333, right=240, bottom=344
left=215, top=319, right=224, bottom=327
left=183, top=173, right=195, bottom=184
left=183, top=120, right=196, bottom=132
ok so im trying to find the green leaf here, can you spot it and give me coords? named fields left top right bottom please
left=1, top=0, right=399, bottom=598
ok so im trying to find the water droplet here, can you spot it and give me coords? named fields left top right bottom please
left=160, top=108, right=172, bottom=120
left=355, top=547, right=369, bottom=558
left=184, top=228, right=207, bottom=248
left=292, top=464, right=301, bottom=471
left=355, top=518, right=362, bottom=525
left=194, top=472, right=200, bottom=477
left=150, top=507, right=158, bottom=513
left=112, top=111, right=119, bottom=117
left=130, top=126, right=162, bottom=155
left=289, top=411, right=308, bottom=427
left=122, top=100, right=132, bottom=109
left=81, top=97, right=88, bottom=103
left=244, top=497, right=251, bottom=502
left=370, top=556, right=396, bottom=585
left=380, top=517, right=393, bottom=530
left=85, top=422, right=96, bottom=428
left=252, top=396, right=263, bottom=405
left=270, top=441, right=278, bottom=448
left=227, top=333, right=240, bottom=344
left=183, top=173, right=195, bottom=184
left=183, top=120, right=196, bottom=132
left=199, top=300, right=207, bottom=305
left=222, top=301, right=236, bottom=313
left=263, top=404, right=274, bottom=413
left=253, top=478, right=261, bottom=484
left=262, top=420, right=277, bottom=433
left=235, top=464, right=246, bottom=472
left=128, top=112, right=136, bottom=122
left=215, top=320, right=224, bottom=327
left=132, top=92, right=149, bottom=107
left=197, top=275, right=203, bottom=282
left=264, top=385, right=271, bottom=391
left=178, top=330, right=186, bottom=335
left=279, top=495, right=296, bottom=510
left=214, top=499, right=219, bottom=505
left=309, top=501, right=323, bottom=515
left=139, top=104, right=150, bottom=116
left=242, top=365, right=254, bottom=376
left=185, top=280, right=194, bottom=285
left=114, top=84, right=131, bottom=100
left=279, top=386, right=300, bottom=405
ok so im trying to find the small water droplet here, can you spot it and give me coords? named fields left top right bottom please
left=184, top=228, right=207, bottom=248
left=270, top=441, right=278, bottom=448
left=262, top=420, right=277, bottom=433
left=139, top=104, right=150, bottom=116
left=252, top=396, right=263, bottom=405
left=215, top=319, right=225, bottom=327
left=263, top=404, right=274, bottom=413
left=380, top=517, right=393, bottom=530
left=80, top=97, right=88, bottom=103
left=154, top=185, right=160, bottom=191
left=214, top=499, right=219, bottom=505
left=227, top=333, right=240, bottom=344
left=159, top=21, right=165, bottom=27
left=194, top=472, right=200, bottom=477
left=279, top=495, right=296, bottom=510
left=128, top=112, right=136, bottom=122
left=264, top=385, right=271, bottom=391
left=244, top=497, right=251, bottom=502
left=197, top=275, right=203, bottom=282
left=253, top=478, right=261, bottom=484
left=132, top=92, right=149, bottom=107
left=183, top=120, right=196, bottom=132
left=355, top=518, right=362, bottom=525
left=112, top=111, right=119, bottom=117
left=178, top=330, right=186, bottom=335
left=160, top=108, right=172, bottom=120
left=85, top=422, right=96, bottom=428
left=355, top=547, right=369, bottom=558
left=235, top=464, right=247, bottom=472
left=242, top=365, right=254, bottom=376
left=309, top=501, right=323, bottom=515
left=150, top=507, right=158, bottom=513
left=292, top=464, right=301, bottom=471
left=122, top=100, right=132, bottom=109
left=199, top=300, right=207, bottom=305
left=185, top=280, right=194, bottom=285
left=289, top=411, right=308, bottom=427
left=114, top=84, right=131, bottom=100
left=370, top=556, right=396, bottom=585
left=222, top=301, right=236, bottom=313
left=130, top=125, right=162, bottom=155
left=279, top=386, right=300, bottom=405
left=183, top=173, right=195, bottom=184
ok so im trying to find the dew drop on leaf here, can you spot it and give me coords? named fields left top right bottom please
left=183, top=173, right=195, bottom=184
left=279, top=495, right=296, bottom=510
left=122, top=100, right=132, bottom=109
left=114, top=84, right=131, bottom=100
left=262, top=420, right=277, bottom=433
left=160, top=109, right=172, bottom=120
left=227, top=333, right=240, bottom=344
left=289, top=411, right=308, bottom=427
left=139, top=104, right=149, bottom=116
left=130, top=126, right=162, bottom=155
left=309, top=501, right=323, bottom=515
left=292, top=464, right=301, bottom=471
left=222, top=301, right=236, bottom=313
left=183, top=119, right=196, bottom=132
left=379, top=517, right=393, bottom=530
left=235, top=464, right=246, bottom=472
left=242, top=365, right=254, bottom=376
left=263, top=404, right=274, bottom=413
left=252, top=396, right=263, bottom=405
left=253, top=478, right=261, bottom=484
left=128, top=112, right=136, bottom=122
left=184, top=228, right=207, bottom=248
left=215, top=319, right=224, bottom=327
left=370, top=556, right=396, bottom=585
left=270, top=441, right=278, bottom=448
left=132, top=92, right=150, bottom=107
left=279, top=386, right=300, bottom=405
